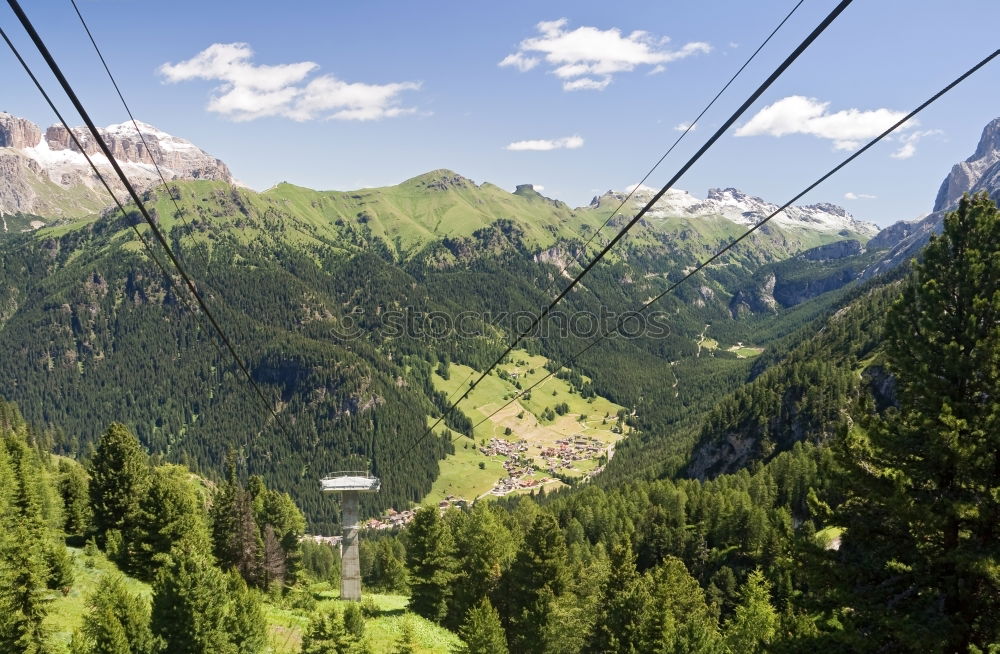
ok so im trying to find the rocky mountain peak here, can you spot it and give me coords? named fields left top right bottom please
left=0, top=113, right=42, bottom=149
left=0, top=113, right=234, bottom=218
left=934, top=116, right=1000, bottom=211
left=971, top=117, right=1000, bottom=161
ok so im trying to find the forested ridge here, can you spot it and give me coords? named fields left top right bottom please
left=1, top=192, right=998, bottom=652
left=0, top=176, right=872, bottom=531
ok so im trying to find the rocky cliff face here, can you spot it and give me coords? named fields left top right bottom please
left=863, top=117, right=1000, bottom=279
left=0, top=113, right=234, bottom=221
left=934, top=118, right=1000, bottom=211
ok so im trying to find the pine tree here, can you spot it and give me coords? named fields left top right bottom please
left=446, top=506, right=511, bottom=630
left=89, top=423, right=150, bottom=553
left=224, top=572, right=267, bottom=654
left=58, top=460, right=91, bottom=541
left=459, top=597, right=508, bottom=654
left=74, top=573, right=154, bottom=654
left=0, top=525, right=51, bottom=654
left=839, top=192, right=1000, bottom=650
left=405, top=506, right=457, bottom=623
left=130, top=465, right=212, bottom=579
left=150, top=550, right=234, bottom=654
left=723, top=569, right=778, bottom=654
left=502, top=513, right=568, bottom=654
left=585, top=537, right=647, bottom=653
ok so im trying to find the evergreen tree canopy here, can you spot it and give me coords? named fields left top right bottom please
left=89, top=423, right=151, bottom=551
left=459, top=597, right=508, bottom=654
left=405, top=506, right=457, bottom=623
left=74, top=573, right=154, bottom=654
left=839, top=192, right=1000, bottom=651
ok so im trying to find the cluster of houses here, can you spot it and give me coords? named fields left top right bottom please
left=364, top=507, right=417, bottom=531
left=501, top=452, right=535, bottom=478
left=479, top=437, right=529, bottom=457
left=488, top=474, right=549, bottom=496
left=362, top=495, right=470, bottom=531
left=538, top=435, right=606, bottom=473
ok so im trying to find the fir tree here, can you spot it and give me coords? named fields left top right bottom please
left=74, top=573, right=154, bottom=654
left=405, top=506, right=457, bottom=623
left=638, top=557, right=722, bottom=654
left=0, top=525, right=50, bottom=654
left=722, top=569, right=777, bottom=654
left=446, top=506, right=511, bottom=630
left=502, top=513, right=568, bottom=654
left=150, top=550, right=234, bottom=654
left=391, top=619, right=418, bottom=654
left=89, top=423, right=150, bottom=552
left=342, top=602, right=365, bottom=642
left=839, top=192, right=1000, bottom=650
left=210, top=463, right=263, bottom=587
left=459, top=597, right=508, bottom=654
left=584, top=537, right=647, bottom=653
left=58, top=460, right=91, bottom=541
left=131, top=465, right=212, bottom=579
left=224, top=572, right=267, bottom=654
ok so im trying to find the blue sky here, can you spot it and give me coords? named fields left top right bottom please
left=3, top=0, right=999, bottom=226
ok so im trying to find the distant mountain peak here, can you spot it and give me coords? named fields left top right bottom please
left=403, top=169, right=474, bottom=190
left=934, top=116, right=1000, bottom=211
left=0, top=112, right=233, bottom=217
left=592, top=184, right=877, bottom=238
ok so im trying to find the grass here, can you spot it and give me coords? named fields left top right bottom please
left=423, top=349, right=627, bottom=504
left=727, top=345, right=764, bottom=358
left=44, top=547, right=462, bottom=654
left=281, top=587, right=463, bottom=653
left=44, top=546, right=153, bottom=653
left=815, top=526, right=845, bottom=550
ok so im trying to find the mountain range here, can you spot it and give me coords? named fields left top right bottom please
left=1, top=110, right=998, bottom=532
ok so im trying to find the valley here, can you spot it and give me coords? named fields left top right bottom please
left=424, top=349, right=629, bottom=504
left=1, top=94, right=1000, bottom=651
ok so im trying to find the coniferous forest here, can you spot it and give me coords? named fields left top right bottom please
left=1, top=191, right=999, bottom=652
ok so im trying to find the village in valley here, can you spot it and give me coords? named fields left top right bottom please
left=359, top=350, right=630, bottom=530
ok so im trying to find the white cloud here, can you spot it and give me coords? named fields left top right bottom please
left=735, top=95, right=913, bottom=150
left=500, top=18, right=710, bottom=91
left=505, top=135, right=584, bottom=151
left=160, top=43, right=420, bottom=122
left=674, top=122, right=697, bottom=132
left=844, top=192, right=877, bottom=200
left=891, top=129, right=942, bottom=160
left=625, top=183, right=657, bottom=193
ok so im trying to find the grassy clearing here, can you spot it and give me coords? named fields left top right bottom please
left=44, top=547, right=461, bottom=654
left=296, top=587, right=463, bottom=653
left=815, top=526, right=845, bottom=550
left=727, top=345, right=764, bottom=358
left=44, top=547, right=153, bottom=652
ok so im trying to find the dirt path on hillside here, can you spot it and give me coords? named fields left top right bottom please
left=696, top=324, right=710, bottom=357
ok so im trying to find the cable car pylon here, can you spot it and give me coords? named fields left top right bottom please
left=320, top=471, right=380, bottom=601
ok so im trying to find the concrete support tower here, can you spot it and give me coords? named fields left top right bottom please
left=320, top=472, right=380, bottom=601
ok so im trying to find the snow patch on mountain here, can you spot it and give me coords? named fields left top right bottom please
left=591, top=185, right=878, bottom=237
